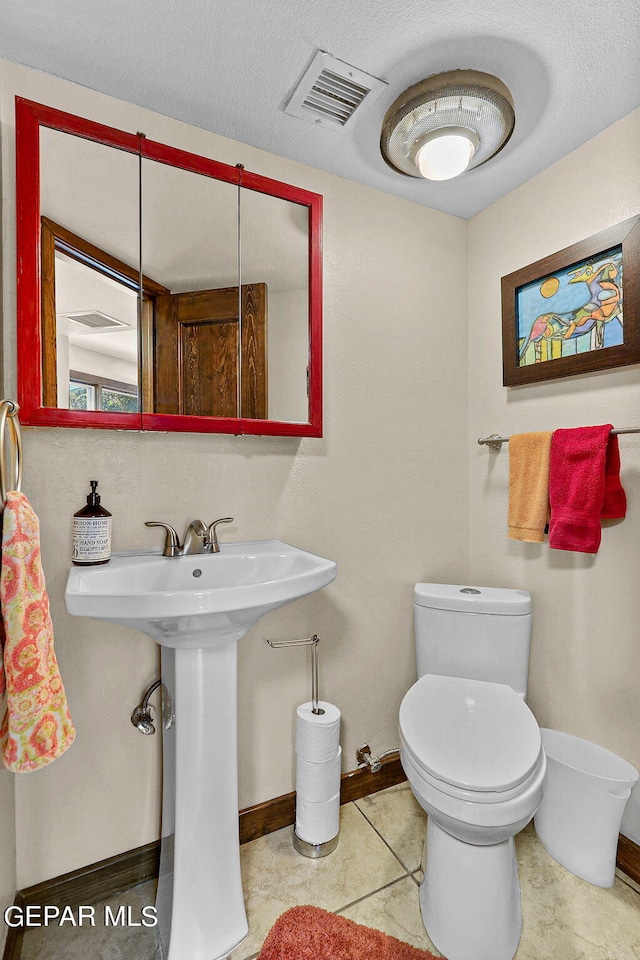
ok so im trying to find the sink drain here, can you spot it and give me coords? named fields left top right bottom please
left=192, top=569, right=202, bottom=578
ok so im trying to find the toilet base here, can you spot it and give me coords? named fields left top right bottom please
left=420, top=817, right=522, bottom=960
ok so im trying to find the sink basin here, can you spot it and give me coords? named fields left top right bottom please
left=65, top=539, right=337, bottom=647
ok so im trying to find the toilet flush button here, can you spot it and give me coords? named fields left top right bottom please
left=460, top=588, right=481, bottom=595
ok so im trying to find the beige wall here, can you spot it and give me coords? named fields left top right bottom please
left=3, top=57, right=636, bottom=899
left=1, top=62, right=469, bottom=887
left=467, top=108, right=640, bottom=842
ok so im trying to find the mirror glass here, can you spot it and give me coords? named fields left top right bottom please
left=141, top=156, right=241, bottom=418
left=240, top=187, right=309, bottom=423
left=18, top=98, right=322, bottom=435
left=39, top=128, right=141, bottom=413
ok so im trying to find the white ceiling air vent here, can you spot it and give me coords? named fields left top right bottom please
left=64, top=311, right=128, bottom=330
left=285, top=51, right=387, bottom=129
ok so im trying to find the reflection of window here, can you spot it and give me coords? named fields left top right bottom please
left=69, top=371, right=138, bottom=413
left=69, top=381, right=97, bottom=410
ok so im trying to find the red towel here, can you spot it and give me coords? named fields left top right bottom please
left=548, top=425, right=626, bottom=553
left=601, top=432, right=627, bottom=519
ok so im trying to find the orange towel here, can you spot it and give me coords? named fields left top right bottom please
left=508, top=432, right=553, bottom=542
left=0, top=492, right=75, bottom=771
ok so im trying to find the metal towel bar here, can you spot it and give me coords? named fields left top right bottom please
left=477, top=426, right=640, bottom=452
left=0, top=400, right=23, bottom=508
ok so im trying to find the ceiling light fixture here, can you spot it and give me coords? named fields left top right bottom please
left=380, top=69, right=515, bottom=182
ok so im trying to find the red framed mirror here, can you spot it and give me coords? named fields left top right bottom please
left=16, top=97, right=323, bottom=437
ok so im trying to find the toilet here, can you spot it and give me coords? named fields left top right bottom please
left=399, top=584, right=546, bottom=960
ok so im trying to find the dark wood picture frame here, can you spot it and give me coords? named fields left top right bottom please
left=501, top=216, right=640, bottom=386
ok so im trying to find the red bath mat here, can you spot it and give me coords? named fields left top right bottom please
left=256, top=904, right=439, bottom=960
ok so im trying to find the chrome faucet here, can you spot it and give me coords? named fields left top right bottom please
left=145, top=518, right=234, bottom=557
left=182, top=519, right=208, bottom=555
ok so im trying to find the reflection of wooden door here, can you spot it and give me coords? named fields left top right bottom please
left=153, top=284, right=267, bottom=418
left=40, top=217, right=168, bottom=410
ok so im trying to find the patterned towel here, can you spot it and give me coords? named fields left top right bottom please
left=0, top=492, right=75, bottom=771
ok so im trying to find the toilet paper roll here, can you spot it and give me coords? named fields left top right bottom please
left=296, top=747, right=342, bottom=803
left=295, top=701, right=341, bottom=763
left=295, top=792, right=340, bottom=845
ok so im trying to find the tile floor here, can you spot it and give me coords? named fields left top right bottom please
left=19, top=782, right=640, bottom=960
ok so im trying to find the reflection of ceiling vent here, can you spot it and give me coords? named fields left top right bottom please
left=285, top=51, right=387, bottom=129
left=64, top=311, right=128, bottom=330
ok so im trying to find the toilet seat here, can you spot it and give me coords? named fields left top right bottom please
left=399, top=674, right=542, bottom=797
left=401, top=744, right=546, bottom=832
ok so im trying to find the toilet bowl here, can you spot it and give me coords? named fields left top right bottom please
left=399, top=674, right=545, bottom=960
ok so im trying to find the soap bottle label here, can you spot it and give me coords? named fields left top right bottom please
left=72, top=517, right=112, bottom=563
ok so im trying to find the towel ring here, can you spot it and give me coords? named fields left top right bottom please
left=0, top=400, right=23, bottom=508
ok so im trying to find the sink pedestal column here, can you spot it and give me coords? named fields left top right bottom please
left=157, top=639, right=248, bottom=960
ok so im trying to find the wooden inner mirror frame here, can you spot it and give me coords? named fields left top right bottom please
left=16, top=97, right=323, bottom=437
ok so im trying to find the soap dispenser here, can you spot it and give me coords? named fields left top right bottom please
left=72, top=481, right=112, bottom=565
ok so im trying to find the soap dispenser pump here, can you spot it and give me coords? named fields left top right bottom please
left=72, top=480, right=112, bottom=565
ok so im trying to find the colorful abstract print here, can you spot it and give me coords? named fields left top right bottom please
left=517, top=247, right=623, bottom=366
left=0, top=492, right=75, bottom=772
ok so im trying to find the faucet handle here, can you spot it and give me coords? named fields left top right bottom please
left=207, top=518, right=234, bottom=553
left=145, top=521, right=181, bottom=557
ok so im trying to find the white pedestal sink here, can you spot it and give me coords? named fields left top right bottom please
left=66, top=540, right=337, bottom=960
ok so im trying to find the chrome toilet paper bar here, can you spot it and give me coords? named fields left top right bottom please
left=264, top=634, right=324, bottom=715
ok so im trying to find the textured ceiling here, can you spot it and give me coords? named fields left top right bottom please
left=2, top=0, right=639, bottom=218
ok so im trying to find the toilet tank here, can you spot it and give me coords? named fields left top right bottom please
left=414, top=584, right=533, bottom=698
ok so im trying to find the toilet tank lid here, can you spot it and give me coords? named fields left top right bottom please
left=414, top=583, right=531, bottom=615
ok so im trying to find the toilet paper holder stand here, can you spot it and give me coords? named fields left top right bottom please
left=264, top=634, right=325, bottom=715
left=267, top=633, right=341, bottom=860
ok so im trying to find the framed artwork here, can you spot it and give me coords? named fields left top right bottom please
left=501, top=216, right=640, bottom=385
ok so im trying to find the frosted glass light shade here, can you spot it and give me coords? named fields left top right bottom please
left=415, top=134, right=476, bottom=181
left=380, top=70, right=515, bottom=180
